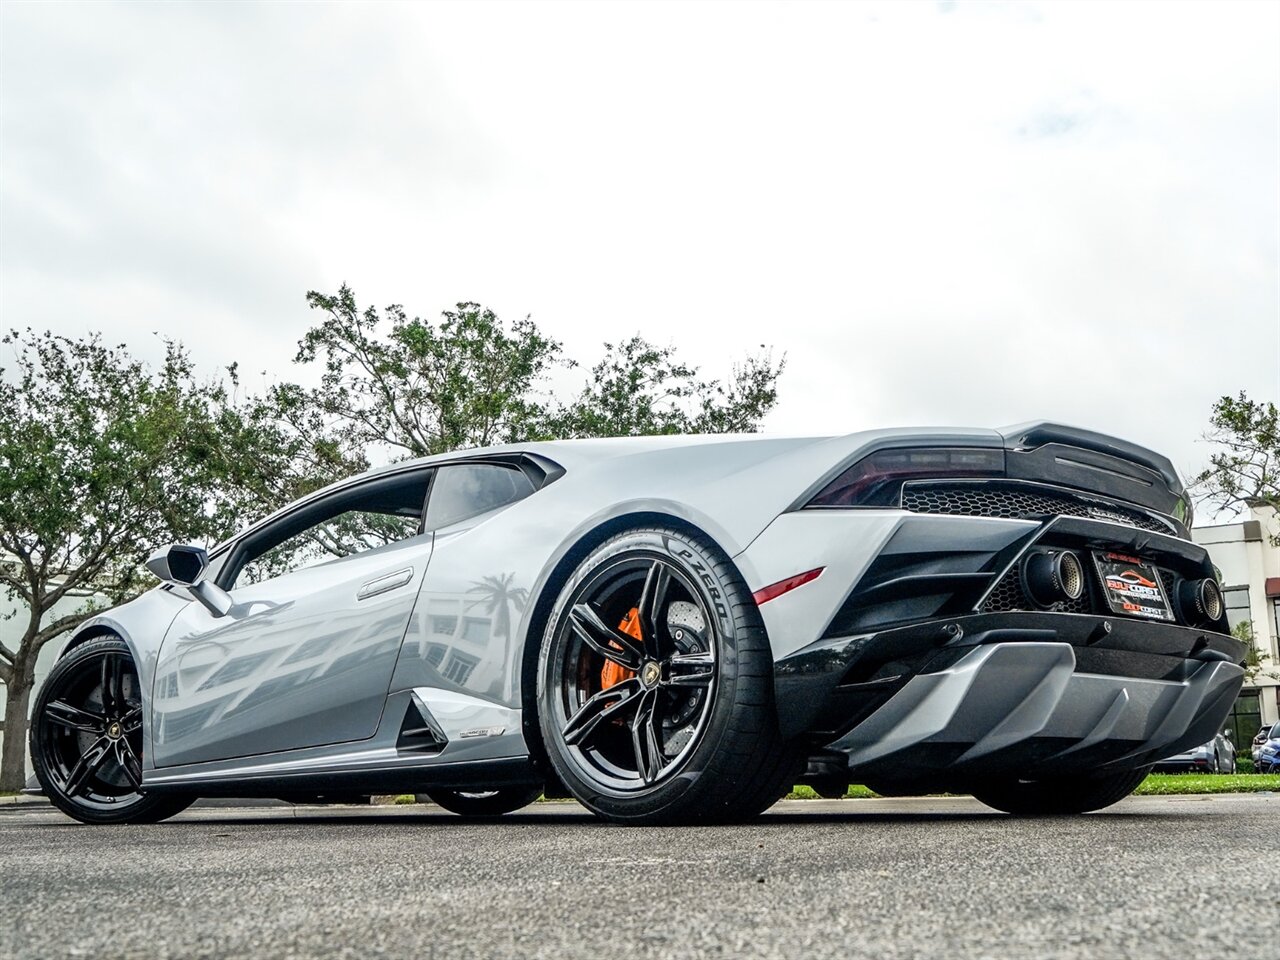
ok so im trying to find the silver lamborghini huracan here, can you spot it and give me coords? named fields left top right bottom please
left=30, top=422, right=1245, bottom=824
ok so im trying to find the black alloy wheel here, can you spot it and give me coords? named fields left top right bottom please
left=31, top=637, right=193, bottom=824
left=557, top=553, right=717, bottom=789
left=538, top=526, right=800, bottom=825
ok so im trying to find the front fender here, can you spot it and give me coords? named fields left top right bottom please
left=60, top=589, right=190, bottom=771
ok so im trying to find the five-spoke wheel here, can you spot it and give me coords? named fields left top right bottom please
left=31, top=637, right=192, bottom=824
left=555, top=554, right=718, bottom=789
left=538, top=526, right=799, bottom=824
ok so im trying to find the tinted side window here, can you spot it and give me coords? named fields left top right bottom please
left=425, top=464, right=534, bottom=530
left=235, top=510, right=421, bottom=587
left=223, top=470, right=432, bottom=589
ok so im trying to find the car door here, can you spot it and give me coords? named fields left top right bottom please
left=389, top=461, right=541, bottom=708
left=151, top=468, right=435, bottom=767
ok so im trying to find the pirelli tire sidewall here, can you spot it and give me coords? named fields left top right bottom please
left=537, top=525, right=778, bottom=824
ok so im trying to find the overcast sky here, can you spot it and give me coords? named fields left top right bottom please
left=1, top=0, right=1277, bottom=495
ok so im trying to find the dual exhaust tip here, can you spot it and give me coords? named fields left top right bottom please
left=1178, top=577, right=1224, bottom=625
left=1018, top=548, right=1224, bottom=626
left=1021, top=550, right=1086, bottom=607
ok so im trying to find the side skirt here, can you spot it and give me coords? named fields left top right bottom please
left=141, top=755, right=541, bottom=797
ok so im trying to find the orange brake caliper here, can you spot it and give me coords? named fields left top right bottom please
left=601, top=607, right=642, bottom=690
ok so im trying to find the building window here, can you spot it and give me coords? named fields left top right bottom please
left=424, top=643, right=447, bottom=668
left=429, top=615, right=459, bottom=637
left=463, top=617, right=490, bottom=644
left=1223, top=586, right=1251, bottom=635
left=442, top=652, right=479, bottom=686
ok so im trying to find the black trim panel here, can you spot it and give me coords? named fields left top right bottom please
left=141, top=757, right=541, bottom=797
left=777, top=609, right=1245, bottom=741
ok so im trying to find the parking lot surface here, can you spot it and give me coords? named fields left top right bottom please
left=1, top=793, right=1276, bottom=959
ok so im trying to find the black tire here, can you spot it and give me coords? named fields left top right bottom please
left=417, top=786, right=543, bottom=816
left=808, top=779, right=849, bottom=800
left=971, top=767, right=1150, bottom=816
left=537, top=525, right=800, bottom=825
left=31, top=637, right=194, bottom=825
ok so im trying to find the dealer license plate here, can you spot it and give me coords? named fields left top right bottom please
left=1092, top=551, right=1174, bottom=622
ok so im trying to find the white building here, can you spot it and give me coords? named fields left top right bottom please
left=1193, top=503, right=1280, bottom=741
left=0, top=586, right=88, bottom=779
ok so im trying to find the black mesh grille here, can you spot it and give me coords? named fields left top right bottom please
left=982, top=565, right=1094, bottom=614
left=1158, top=568, right=1181, bottom=613
left=902, top=483, right=1170, bottom=533
left=983, top=570, right=1031, bottom=612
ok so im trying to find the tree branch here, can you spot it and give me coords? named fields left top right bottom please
left=28, top=612, right=91, bottom=656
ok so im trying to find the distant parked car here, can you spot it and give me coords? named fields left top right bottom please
left=1252, top=722, right=1279, bottom=763
left=1256, top=725, right=1280, bottom=774
left=1153, top=731, right=1236, bottom=774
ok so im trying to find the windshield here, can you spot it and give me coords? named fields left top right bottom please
left=1271, top=722, right=1280, bottom=740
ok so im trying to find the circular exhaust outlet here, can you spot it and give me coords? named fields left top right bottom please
left=1022, top=550, right=1086, bottom=607
left=1179, top=578, right=1224, bottom=625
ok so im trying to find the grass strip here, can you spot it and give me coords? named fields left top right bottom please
left=787, top=773, right=1280, bottom=801
left=386, top=773, right=1279, bottom=806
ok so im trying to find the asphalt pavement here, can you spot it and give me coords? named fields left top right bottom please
left=1, top=793, right=1277, bottom=960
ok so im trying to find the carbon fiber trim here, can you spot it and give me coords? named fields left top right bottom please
left=829, top=642, right=1243, bottom=781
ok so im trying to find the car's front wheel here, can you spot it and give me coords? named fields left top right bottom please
left=971, top=767, right=1149, bottom=816
left=31, top=637, right=193, bottom=825
left=537, top=525, right=800, bottom=825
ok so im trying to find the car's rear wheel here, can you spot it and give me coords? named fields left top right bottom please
left=31, top=637, right=193, bottom=825
left=971, top=767, right=1149, bottom=816
left=808, top=778, right=849, bottom=799
left=537, top=526, right=800, bottom=825
left=417, top=786, right=543, bottom=816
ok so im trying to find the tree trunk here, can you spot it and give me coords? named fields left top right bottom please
left=0, top=677, right=34, bottom=792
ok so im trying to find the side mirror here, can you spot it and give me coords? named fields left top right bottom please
left=146, top=544, right=207, bottom=585
left=146, top=544, right=232, bottom=617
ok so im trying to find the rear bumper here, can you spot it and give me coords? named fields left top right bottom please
left=776, top=611, right=1244, bottom=784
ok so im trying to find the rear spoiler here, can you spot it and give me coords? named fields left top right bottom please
left=999, top=422, right=1187, bottom=520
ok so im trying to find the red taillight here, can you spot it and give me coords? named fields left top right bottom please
left=807, top=447, right=1004, bottom=507
left=753, top=567, right=823, bottom=605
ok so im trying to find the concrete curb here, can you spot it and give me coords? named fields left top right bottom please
left=0, top=794, right=49, bottom=806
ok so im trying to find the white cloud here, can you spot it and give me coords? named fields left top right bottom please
left=1, top=0, right=1276, bottom=487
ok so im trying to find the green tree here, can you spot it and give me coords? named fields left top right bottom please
left=0, top=331, right=245, bottom=790
left=548, top=335, right=784, bottom=438
left=1233, top=620, right=1280, bottom=685
left=294, top=286, right=565, bottom=461
left=287, top=286, right=785, bottom=456
left=1193, top=392, right=1279, bottom=541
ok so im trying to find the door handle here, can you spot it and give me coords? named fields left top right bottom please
left=357, top=567, right=414, bottom=601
